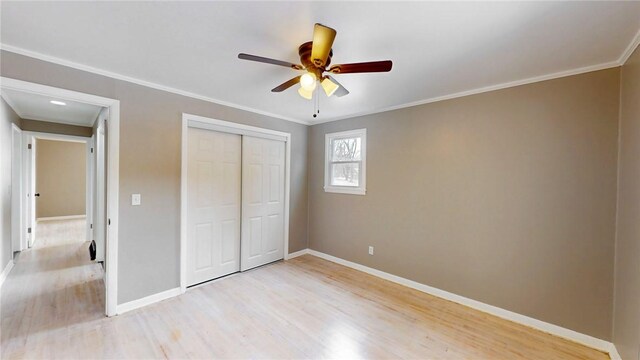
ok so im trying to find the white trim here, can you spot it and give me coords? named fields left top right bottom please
left=0, top=45, right=309, bottom=126
left=0, top=261, right=15, bottom=288
left=86, top=135, right=95, bottom=244
left=324, top=128, right=367, bottom=195
left=185, top=113, right=291, bottom=139
left=11, top=123, right=23, bottom=252
left=1, top=77, right=120, bottom=317
left=31, top=133, right=88, bottom=142
left=312, top=61, right=621, bottom=124
left=116, top=287, right=181, bottom=315
left=306, top=249, right=615, bottom=355
left=37, top=215, right=86, bottom=221
left=608, top=343, right=622, bottom=360
left=180, top=118, right=188, bottom=294
left=619, top=27, right=640, bottom=65
left=180, top=113, right=292, bottom=292
left=3, top=31, right=637, bottom=126
left=285, top=249, right=309, bottom=259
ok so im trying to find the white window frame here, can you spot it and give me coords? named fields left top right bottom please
left=324, top=128, right=367, bottom=195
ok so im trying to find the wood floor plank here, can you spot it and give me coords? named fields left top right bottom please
left=1, top=219, right=610, bottom=359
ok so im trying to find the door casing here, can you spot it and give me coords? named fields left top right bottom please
left=2, top=77, right=120, bottom=317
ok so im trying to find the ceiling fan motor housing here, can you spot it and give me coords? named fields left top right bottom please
left=299, top=41, right=332, bottom=78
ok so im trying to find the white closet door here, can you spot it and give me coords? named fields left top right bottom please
left=241, top=136, right=285, bottom=271
left=187, top=128, right=241, bottom=286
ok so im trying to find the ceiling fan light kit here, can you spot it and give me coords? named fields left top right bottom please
left=297, top=87, right=314, bottom=100
left=238, top=23, right=393, bottom=118
left=321, top=77, right=339, bottom=97
left=300, top=72, right=317, bottom=91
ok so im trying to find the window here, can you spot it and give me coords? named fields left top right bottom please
left=324, top=129, right=366, bottom=195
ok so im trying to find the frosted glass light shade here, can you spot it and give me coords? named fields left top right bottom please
left=298, top=86, right=313, bottom=100
left=321, top=77, right=339, bottom=97
left=300, top=73, right=317, bottom=91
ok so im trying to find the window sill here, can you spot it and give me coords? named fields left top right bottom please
left=324, top=186, right=366, bottom=195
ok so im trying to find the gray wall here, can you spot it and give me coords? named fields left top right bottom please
left=35, top=139, right=86, bottom=218
left=0, top=98, right=22, bottom=271
left=21, top=119, right=93, bottom=137
left=0, top=50, right=309, bottom=304
left=308, top=68, right=620, bottom=340
left=613, top=47, right=640, bottom=360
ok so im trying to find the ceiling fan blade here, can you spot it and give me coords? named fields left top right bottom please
left=311, top=23, right=337, bottom=67
left=328, top=60, right=393, bottom=74
left=326, top=76, right=349, bottom=97
left=238, top=53, right=303, bottom=70
left=271, top=76, right=302, bottom=92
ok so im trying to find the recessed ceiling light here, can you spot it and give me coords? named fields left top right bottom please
left=50, top=100, right=66, bottom=106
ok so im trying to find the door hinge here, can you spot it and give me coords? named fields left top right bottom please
left=27, top=227, right=31, bottom=234
left=90, top=224, right=93, bottom=229
left=91, top=148, right=94, bottom=153
left=108, top=219, right=111, bottom=225
left=27, top=144, right=32, bottom=150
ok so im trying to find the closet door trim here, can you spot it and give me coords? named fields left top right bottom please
left=180, top=113, right=292, bottom=293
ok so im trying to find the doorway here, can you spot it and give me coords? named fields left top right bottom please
left=0, top=77, right=120, bottom=316
left=29, top=134, right=91, bottom=250
left=180, top=113, right=291, bottom=290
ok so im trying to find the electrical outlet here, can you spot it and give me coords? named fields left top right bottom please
left=131, top=194, right=141, bottom=206
left=368, top=246, right=374, bottom=255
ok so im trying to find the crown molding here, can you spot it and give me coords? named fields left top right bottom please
left=3, top=25, right=640, bottom=128
left=310, top=60, right=621, bottom=125
left=0, top=44, right=311, bottom=126
left=618, top=27, right=640, bottom=65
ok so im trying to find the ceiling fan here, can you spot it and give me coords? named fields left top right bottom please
left=238, top=23, right=393, bottom=102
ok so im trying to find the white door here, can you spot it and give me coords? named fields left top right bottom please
left=95, top=116, right=107, bottom=262
left=27, top=136, right=36, bottom=248
left=87, top=135, right=95, bottom=244
left=186, top=128, right=241, bottom=286
left=241, top=136, right=285, bottom=271
left=11, top=124, right=23, bottom=252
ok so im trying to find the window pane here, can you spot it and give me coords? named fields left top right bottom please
left=331, top=137, right=361, bottom=161
left=331, top=162, right=360, bottom=187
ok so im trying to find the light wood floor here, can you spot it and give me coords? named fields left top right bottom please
left=1, top=220, right=609, bottom=359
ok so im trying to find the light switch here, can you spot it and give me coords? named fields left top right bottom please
left=131, top=194, right=141, bottom=206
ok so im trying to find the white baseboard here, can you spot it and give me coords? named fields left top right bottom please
left=306, top=249, right=616, bottom=357
left=286, top=249, right=309, bottom=260
left=116, top=287, right=181, bottom=315
left=37, top=215, right=86, bottom=222
left=0, top=260, right=15, bottom=288
left=608, top=343, right=622, bottom=360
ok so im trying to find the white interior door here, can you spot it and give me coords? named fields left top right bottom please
left=11, top=125, right=23, bottom=252
left=186, top=128, right=241, bottom=286
left=95, top=116, right=107, bottom=262
left=27, top=136, right=36, bottom=247
left=86, top=136, right=94, bottom=244
left=21, top=133, right=30, bottom=250
left=241, top=136, right=285, bottom=271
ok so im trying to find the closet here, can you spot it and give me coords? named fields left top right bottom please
left=185, top=123, right=286, bottom=287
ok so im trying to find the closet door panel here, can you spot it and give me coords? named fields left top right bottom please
left=186, top=128, right=241, bottom=286
left=241, top=136, right=285, bottom=271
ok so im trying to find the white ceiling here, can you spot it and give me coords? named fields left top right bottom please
left=1, top=2, right=639, bottom=124
left=1, top=88, right=103, bottom=127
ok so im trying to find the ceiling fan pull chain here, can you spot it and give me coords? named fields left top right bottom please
left=313, top=86, right=319, bottom=118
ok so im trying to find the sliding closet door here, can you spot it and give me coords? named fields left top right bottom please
left=241, top=136, right=286, bottom=271
left=186, top=128, right=241, bottom=286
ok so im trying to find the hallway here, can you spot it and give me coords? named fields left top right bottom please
left=0, top=218, right=104, bottom=358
